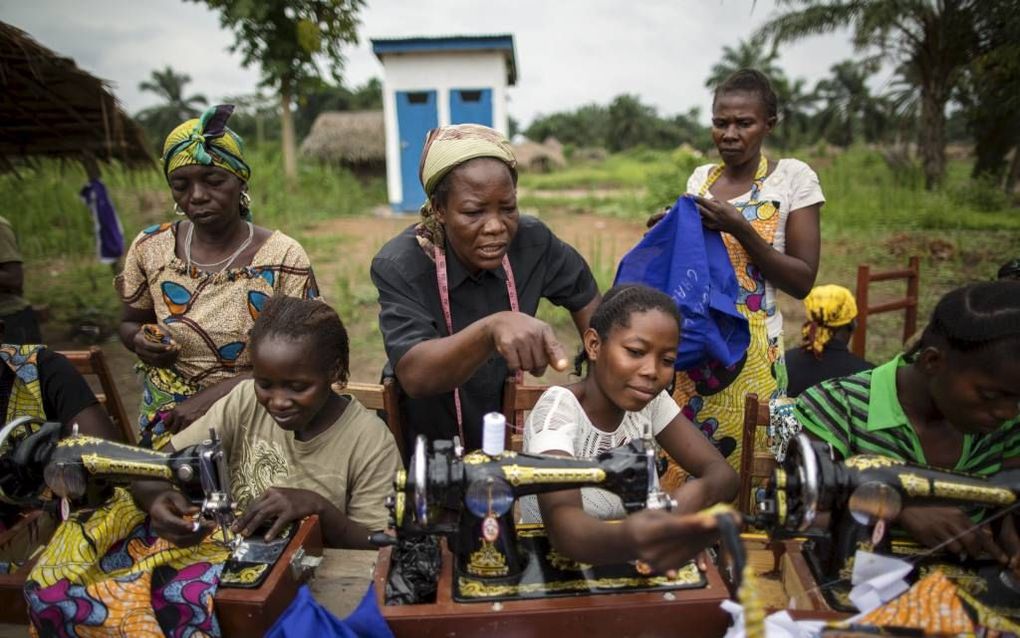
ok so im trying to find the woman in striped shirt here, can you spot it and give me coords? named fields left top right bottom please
left=794, top=280, right=1020, bottom=569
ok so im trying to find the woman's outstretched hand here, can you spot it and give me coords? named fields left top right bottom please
left=487, top=311, right=569, bottom=376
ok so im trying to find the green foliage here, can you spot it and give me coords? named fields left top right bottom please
left=524, top=98, right=709, bottom=153
left=135, top=67, right=209, bottom=152
left=812, top=59, right=889, bottom=147
left=196, top=0, right=364, bottom=90
left=293, top=76, right=382, bottom=138
left=757, top=0, right=987, bottom=189
left=520, top=146, right=1020, bottom=231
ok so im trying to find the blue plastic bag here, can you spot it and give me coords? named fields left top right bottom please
left=614, top=195, right=749, bottom=370
left=265, top=584, right=394, bottom=638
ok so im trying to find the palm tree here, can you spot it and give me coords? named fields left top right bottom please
left=757, top=0, right=982, bottom=190
left=705, top=39, right=783, bottom=90
left=135, top=67, right=208, bottom=146
left=771, top=76, right=817, bottom=149
left=812, top=60, right=889, bottom=147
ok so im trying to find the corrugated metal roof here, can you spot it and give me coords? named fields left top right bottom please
left=370, top=34, right=517, bottom=85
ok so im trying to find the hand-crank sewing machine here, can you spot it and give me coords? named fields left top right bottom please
left=371, top=430, right=739, bottom=638
left=753, top=433, right=1020, bottom=618
left=371, top=426, right=1020, bottom=637
left=0, top=416, right=322, bottom=635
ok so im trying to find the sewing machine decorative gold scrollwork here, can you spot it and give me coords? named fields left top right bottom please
left=753, top=433, right=1020, bottom=617
left=369, top=428, right=739, bottom=638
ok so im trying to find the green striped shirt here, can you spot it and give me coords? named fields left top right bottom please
left=795, top=354, right=1020, bottom=475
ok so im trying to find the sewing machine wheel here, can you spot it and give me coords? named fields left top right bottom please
left=0, top=416, right=58, bottom=505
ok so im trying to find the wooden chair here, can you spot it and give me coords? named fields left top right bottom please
left=501, top=377, right=549, bottom=450
left=57, top=346, right=135, bottom=444
left=738, top=393, right=774, bottom=516
left=344, top=377, right=406, bottom=461
left=852, top=256, right=920, bottom=358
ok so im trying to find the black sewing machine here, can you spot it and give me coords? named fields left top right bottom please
left=375, top=428, right=740, bottom=603
left=372, top=429, right=735, bottom=637
left=0, top=416, right=322, bottom=631
left=754, top=433, right=1020, bottom=615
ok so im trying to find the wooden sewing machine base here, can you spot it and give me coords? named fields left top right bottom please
left=374, top=538, right=733, bottom=638
left=0, top=510, right=323, bottom=636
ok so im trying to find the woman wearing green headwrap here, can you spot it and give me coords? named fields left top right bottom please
left=371, top=124, right=601, bottom=455
left=116, top=105, right=320, bottom=445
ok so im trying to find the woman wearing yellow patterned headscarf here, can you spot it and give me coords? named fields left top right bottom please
left=370, top=123, right=599, bottom=454
left=800, top=284, right=858, bottom=358
left=116, top=104, right=320, bottom=447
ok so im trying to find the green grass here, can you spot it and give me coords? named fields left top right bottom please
left=519, top=146, right=1020, bottom=231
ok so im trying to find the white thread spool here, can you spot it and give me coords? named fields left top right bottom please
left=482, top=412, right=506, bottom=457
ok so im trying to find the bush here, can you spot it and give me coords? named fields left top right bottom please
left=948, top=175, right=1010, bottom=212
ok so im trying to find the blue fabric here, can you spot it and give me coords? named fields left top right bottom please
left=265, top=584, right=394, bottom=638
left=80, top=178, right=125, bottom=263
left=614, top=195, right=749, bottom=370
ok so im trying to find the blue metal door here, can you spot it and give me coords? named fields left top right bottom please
left=449, top=88, right=493, bottom=127
left=396, top=90, right=438, bottom=211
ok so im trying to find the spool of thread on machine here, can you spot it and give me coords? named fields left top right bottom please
left=482, top=412, right=506, bottom=457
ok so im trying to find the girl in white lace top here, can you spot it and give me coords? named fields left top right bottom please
left=522, top=285, right=738, bottom=574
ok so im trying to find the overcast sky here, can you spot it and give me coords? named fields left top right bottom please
left=1, top=0, right=885, bottom=128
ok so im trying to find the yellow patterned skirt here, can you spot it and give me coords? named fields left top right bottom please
left=665, top=312, right=785, bottom=490
left=24, top=489, right=230, bottom=637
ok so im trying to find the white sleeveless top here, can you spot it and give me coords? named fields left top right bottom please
left=519, top=385, right=679, bottom=522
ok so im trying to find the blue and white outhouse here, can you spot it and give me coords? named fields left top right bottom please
left=370, top=34, right=518, bottom=212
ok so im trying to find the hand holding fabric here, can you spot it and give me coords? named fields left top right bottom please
left=692, top=195, right=749, bottom=235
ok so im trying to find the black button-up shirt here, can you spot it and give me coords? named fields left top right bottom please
left=371, top=216, right=598, bottom=454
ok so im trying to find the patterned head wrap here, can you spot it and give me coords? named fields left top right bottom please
left=415, top=124, right=517, bottom=257
left=162, top=104, right=251, bottom=184
left=800, top=284, right=858, bottom=358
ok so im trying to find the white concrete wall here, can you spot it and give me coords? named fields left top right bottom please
left=379, top=50, right=511, bottom=208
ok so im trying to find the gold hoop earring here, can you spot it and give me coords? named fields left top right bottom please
left=173, top=203, right=186, bottom=217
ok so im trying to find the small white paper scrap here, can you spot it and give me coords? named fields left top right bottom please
left=847, top=550, right=913, bottom=615
left=721, top=601, right=826, bottom=638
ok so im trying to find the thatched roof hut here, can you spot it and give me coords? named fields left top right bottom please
left=513, top=137, right=567, bottom=173
left=0, top=21, right=152, bottom=171
left=300, top=110, right=385, bottom=166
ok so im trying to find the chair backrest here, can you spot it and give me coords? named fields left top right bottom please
left=57, top=346, right=134, bottom=444
left=738, top=393, right=773, bottom=516
left=853, top=256, right=920, bottom=358
left=501, top=377, right=549, bottom=451
left=344, top=377, right=405, bottom=461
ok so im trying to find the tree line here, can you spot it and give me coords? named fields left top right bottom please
left=130, top=0, right=1019, bottom=195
